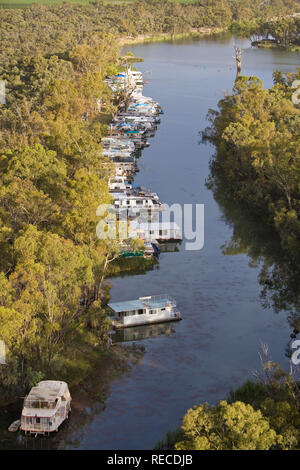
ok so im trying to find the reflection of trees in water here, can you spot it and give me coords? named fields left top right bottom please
left=55, top=346, right=144, bottom=449
left=209, top=173, right=300, bottom=335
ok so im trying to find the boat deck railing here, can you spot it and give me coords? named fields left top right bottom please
left=139, top=294, right=176, bottom=308
left=21, top=420, right=53, bottom=434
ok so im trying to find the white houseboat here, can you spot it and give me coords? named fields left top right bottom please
left=113, top=192, right=164, bottom=217
left=20, top=380, right=71, bottom=435
left=129, top=221, right=182, bottom=242
left=109, top=176, right=132, bottom=192
left=108, top=295, right=181, bottom=329
left=113, top=159, right=137, bottom=175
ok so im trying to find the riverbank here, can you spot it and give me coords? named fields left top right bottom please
left=2, top=29, right=300, bottom=450
left=252, top=39, right=300, bottom=52
left=118, top=27, right=225, bottom=46
left=0, top=42, right=163, bottom=430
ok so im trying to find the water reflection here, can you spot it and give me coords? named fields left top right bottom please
left=111, top=322, right=176, bottom=343
left=158, top=242, right=181, bottom=253
left=209, top=175, right=300, bottom=336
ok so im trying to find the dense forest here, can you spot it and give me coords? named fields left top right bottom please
left=205, top=71, right=300, bottom=267
left=231, top=14, right=300, bottom=51
left=0, top=33, right=123, bottom=399
left=0, top=0, right=299, bottom=401
left=0, top=0, right=299, bottom=66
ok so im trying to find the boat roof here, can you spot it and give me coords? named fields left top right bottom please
left=108, top=295, right=175, bottom=313
left=108, top=299, right=145, bottom=313
left=26, top=381, right=68, bottom=401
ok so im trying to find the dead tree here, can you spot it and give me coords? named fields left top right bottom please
left=233, top=45, right=242, bottom=78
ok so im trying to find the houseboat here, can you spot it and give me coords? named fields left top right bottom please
left=117, top=114, right=160, bottom=124
left=20, top=380, right=71, bottom=435
left=112, top=159, right=137, bottom=175
left=108, top=295, right=181, bottom=329
left=104, top=151, right=134, bottom=160
left=129, top=221, right=182, bottom=242
left=109, top=176, right=132, bottom=192
left=113, top=193, right=164, bottom=218
left=102, top=136, right=135, bottom=149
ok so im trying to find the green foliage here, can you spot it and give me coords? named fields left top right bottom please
left=228, top=360, right=300, bottom=450
left=229, top=379, right=269, bottom=409
left=154, top=428, right=184, bottom=450
left=175, top=400, right=279, bottom=450
left=161, top=358, right=300, bottom=450
left=0, top=0, right=297, bottom=68
left=0, top=28, right=121, bottom=396
left=260, top=16, right=300, bottom=48
left=0, top=0, right=298, bottom=403
left=205, top=70, right=300, bottom=267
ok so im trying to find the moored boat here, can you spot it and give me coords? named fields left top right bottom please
left=8, top=420, right=21, bottom=432
left=20, top=380, right=71, bottom=435
left=108, top=295, right=181, bottom=329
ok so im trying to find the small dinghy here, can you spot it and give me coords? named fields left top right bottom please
left=8, top=419, right=20, bottom=432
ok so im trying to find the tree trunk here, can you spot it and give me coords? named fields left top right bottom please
left=234, top=46, right=242, bottom=78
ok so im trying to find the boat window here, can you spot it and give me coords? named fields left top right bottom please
left=138, top=309, right=144, bottom=315
left=25, top=400, right=56, bottom=409
left=150, top=309, right=157, bottom=315
left=128, top=310, right=136, bottom=316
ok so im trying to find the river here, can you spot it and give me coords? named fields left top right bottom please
left=2, top=33, right=300, bottom=450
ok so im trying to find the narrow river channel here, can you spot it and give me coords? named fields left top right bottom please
left=1, top=33, right=299, bottom=450
left=65, top=35, right=299, bottom=450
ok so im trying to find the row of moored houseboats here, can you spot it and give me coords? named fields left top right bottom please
left=104, top=68, right=182, bottom=329
left=9, top=67, right=181, bottom=436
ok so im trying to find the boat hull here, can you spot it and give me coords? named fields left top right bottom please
left=112, top=312, right=182, bottom=329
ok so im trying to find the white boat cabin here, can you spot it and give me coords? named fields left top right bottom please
left=129, top=221, right=182, bottom=242
left=109, top=176, right=132, bottom=191
left=113, top=193, right=163, bottom=212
